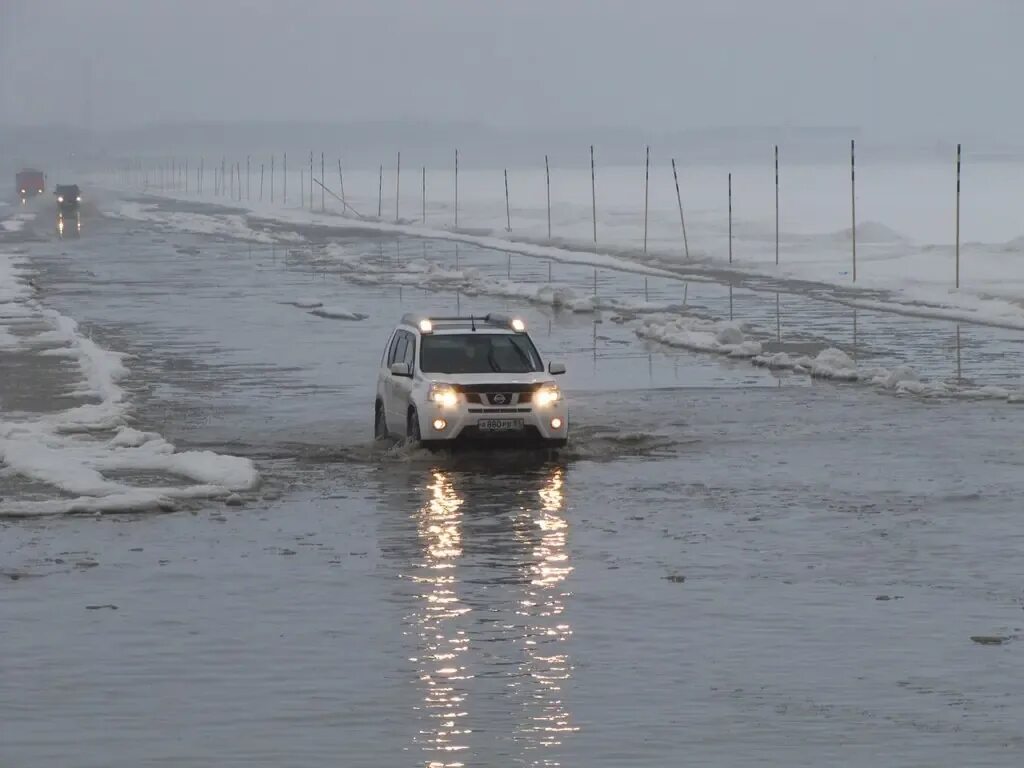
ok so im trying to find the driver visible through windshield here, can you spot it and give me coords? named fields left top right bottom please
left=420, top=333, right=543, bottom=374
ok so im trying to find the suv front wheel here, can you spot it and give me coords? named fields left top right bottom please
left=374, top=401, right=388, bottom=440
left=406, top=407, right=422, bottom=443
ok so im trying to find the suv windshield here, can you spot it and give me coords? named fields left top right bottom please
left=420, top=333, right=543, bottom=374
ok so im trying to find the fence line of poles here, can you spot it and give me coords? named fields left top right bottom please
left=118, top=140, right=968, bottom=289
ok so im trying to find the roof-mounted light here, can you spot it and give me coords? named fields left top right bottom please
left=511, top=318, right=526, bottom=332
left=418, top=319, right=433, bottom=333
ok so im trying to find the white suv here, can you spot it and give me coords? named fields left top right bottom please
left=375, top=313, right=569, bottom=449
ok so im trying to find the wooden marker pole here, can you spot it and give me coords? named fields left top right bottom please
left=321, top=152, right=325, bottom=211
left=643, top=145, right=650, bottom=254
left=338, top=159, right=347, bottom=213
left=851, top=139, right=857, bottom=282
left=270, top=155, right=275, bottom=203
left=422, top=166, right=426, bottom=224
left=545, top=154, right=551, bottom=239
left=454, top=149, right=459, bottom=228
left=956, top=143, right=961, bottom=289
left=728, top=172, right=733, bottom=264
left=504, top=168, right=511, bottom=231
left=283, top=152, right=287, bottom=204
left=309, top=152, right=313, bottom=211
left=377, top=164, right=383, bottom=218
left=395, top=151, right=401, bottom=223
left=774, top=145, right=779, bottom=265
left=671, top=158, right=689, bottom=259
left=260, top=163, right=264, bottom=201
left=590, top=144, right=597, bottom=245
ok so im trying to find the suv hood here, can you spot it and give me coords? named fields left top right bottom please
left=424, top=372, right=553, bottom=387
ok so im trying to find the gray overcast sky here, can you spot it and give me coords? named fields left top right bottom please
left=1, top=0, right=1019, bottom=140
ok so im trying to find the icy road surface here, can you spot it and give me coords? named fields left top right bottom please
left=2, top=197, right=1024, bottom=767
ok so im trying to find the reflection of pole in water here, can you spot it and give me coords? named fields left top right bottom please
left=852, top=308, right=858, bottom=363
left=956, top=323, right=962, bottom=382
left=729, top=284, right=734, bottom=321
left=775, top=292, right=781, bottom=342
left=456, top=289, right=461, bottom=315
left=454, top=242, right=460, bottom=272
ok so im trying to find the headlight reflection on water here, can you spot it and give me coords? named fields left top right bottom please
left=409, top=467, right=577, bottom=767
left=411, top=471, right=472, bottom=767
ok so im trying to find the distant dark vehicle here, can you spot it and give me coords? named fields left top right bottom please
left=55, top=184, right=82, bottom=215
left=16, top=169, right=45, bottom=201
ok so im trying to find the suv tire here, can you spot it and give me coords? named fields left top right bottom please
left=374, top=401, right=388, bottom=440
left=407, top=407, right=422, bottom=444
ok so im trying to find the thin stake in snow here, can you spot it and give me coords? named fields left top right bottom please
left=301, top=169, right=305, bottom=208
left=395, top=151, right=401, bottom=223
left=309, top=152, right=314, bottom=211
left=728, top=172, right=733, bottom=264
left=454, top=148, right=459, bottom=228
left=338, top=159, right=347, bottom=213
left=955, top=143, right=961, bottom=289
left=851, top=139, right=857, bottom=283
left=643, top=145, right=650, bottom=253
left=283, top=152, right=287, bottom=205
left=200, top=157, right=204, bottom=195
left=590, top=144, right=597, bottom=245
left=270, top=155, right=275, bottom=203
left=545, top=154, right=552, bottom=239
left=671, top=158, right=690, bottom=259
left=504, top=169, right=511, bottom=231
left=246, top=156, right=250, bottom=200
left=321, top=152, right=325, bottom=212
left=774, top=145, right=780, bottom=265
left=260, top=163, right=264, bottom=201
left=421, top=166, right=426, bottom=223
left=377, top=164, right=383, bottom=218
left=185, top=159, right=189, bottom=194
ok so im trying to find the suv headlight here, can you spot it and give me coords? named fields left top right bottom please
left=534, top=384, right=560, bottom=408
left=57, top=196, right=64, bottom=203
left=428, top=384, right=458, bottom=409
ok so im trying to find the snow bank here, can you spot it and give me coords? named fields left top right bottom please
left=0, top=250, right=260, bottom=516
left=110, top=201, right=303, bottom=244
left=637, top=316, right=763, bottom=358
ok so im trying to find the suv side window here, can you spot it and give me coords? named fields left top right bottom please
left=394, top=335, right=409, bottom=368
left=386, top=332, right=403, bottom=366
left=402, top=332, right=416, bottom=369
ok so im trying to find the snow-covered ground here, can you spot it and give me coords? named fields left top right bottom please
left=94, top=155, right=1024, bottom=328
left=0, top=237, right=259, bottom=515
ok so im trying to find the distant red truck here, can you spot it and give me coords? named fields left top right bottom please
left=16, top=169, right=45, bottom=201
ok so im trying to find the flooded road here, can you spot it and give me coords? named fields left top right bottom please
left=3, top=197, right=1024, bottom=767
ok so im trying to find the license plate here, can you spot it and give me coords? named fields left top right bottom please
left=478, top=418, right=524, bottom=432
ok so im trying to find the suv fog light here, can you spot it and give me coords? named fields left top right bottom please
left=550, top=417, right=563, bottom=429
left=432, top=418, right=447, bottom=431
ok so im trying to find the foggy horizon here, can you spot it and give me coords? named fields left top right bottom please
left=2, top=0, right=1021, bottom=145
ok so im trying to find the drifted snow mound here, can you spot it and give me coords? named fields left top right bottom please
left=809, top=348, right=859, bottom=381
left=637, top=316, right=762, bottom=358
left=824, top=221, right=907, bottom=244
left=309, top=306, right=368, bottom=321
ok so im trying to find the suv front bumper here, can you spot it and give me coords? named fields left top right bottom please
left=416, top=399, right=569, bottom=446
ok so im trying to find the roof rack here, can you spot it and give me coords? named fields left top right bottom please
left=401, top=313, right=526, bottom=333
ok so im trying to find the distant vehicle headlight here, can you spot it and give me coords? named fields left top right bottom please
left=428, top=384, right=458, bottom=409
left=534, top=385, right=560, bottom=408
left=76, top=196, right=82, bottom=202
left=20, top=188, right=25, bottom=194
left=57, top=196, right=64, bottom=203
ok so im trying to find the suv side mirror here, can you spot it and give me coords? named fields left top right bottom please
left=548, top=361, right=566, bottom=375
left=390, top=361, right=413, bottom=377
